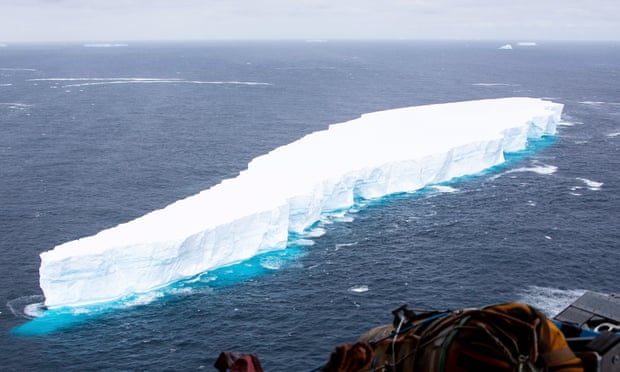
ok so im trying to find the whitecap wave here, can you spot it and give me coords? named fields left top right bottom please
left=557, top=120, right=574, bottom=127
left=0, top=68, right=37, bottom=71
left=0, top=83, right=12, bottom=87
left=430, top=185, right=458, bottom=193
left=0, top=102, right=30, bottom=108
left=65, top=80, right=271, bottom=88
left=335, top=241, right=358, bottom=250
left=30, top=78, right=168, bottom=81
left=607, top=132, right=620, bottom=137
left=27, top=77, right=271, bottom=88
left=576, top=177, right=603, bottom=191
left=472, top=83, right=517, bottom=87
left=24, top=302, right=47, bottom=318
left=517, top=286, right=586, bottom=317
left=578, top=101, right=620, bottom=106
left=275, top=66, right=336, bottom=71
left=348, top=285, right=369, bottom=293
left=491, top=163, right=558, bottom=179
left=517, top=164, right=558, bottom=175
left=119, top=291, right=165, bottom=308
left=6, top=295, right=46, bottom=319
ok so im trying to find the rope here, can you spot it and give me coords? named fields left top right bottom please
left=391, top=316, right=406, bottom=368
left=370, top=311, right=451, bottom=345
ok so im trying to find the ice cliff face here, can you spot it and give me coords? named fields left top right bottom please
left=39, top=97, right=563, bottom=308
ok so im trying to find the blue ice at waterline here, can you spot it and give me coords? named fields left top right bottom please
left=38, top=97, right=564, bottom=310
left=15, top=245, right=306, bottom=335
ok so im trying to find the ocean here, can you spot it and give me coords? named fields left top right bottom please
left=1, top=41, right=618, bottom=371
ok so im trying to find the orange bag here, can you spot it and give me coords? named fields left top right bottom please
left=322, top=303, right=583, bottom=372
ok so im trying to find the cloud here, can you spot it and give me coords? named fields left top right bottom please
left=0, top=0, right=618, bottom=42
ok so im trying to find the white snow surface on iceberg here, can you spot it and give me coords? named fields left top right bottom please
left=39, top=97, right=563, bottom=308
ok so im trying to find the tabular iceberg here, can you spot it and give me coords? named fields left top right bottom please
left=39, top=97, right=563, bottom=309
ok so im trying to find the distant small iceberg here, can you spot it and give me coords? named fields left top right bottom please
left=517, top=42, right=537, bottom=46
left=0, top=43, right=8, bottom=47
left=498, top=44, right=513, bottom=50
left=83, top=43, right=128, bottom=48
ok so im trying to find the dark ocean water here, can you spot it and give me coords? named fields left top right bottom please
left=1, top=41, right=619, bottom=371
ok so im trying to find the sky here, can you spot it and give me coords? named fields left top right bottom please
left=0, top=0, right=618, bottom=43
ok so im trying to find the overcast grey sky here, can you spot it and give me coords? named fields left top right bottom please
left=1, top=0, right=618, bottom=43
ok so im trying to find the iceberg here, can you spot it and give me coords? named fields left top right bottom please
left=39, top=97, right=563, bottom=309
